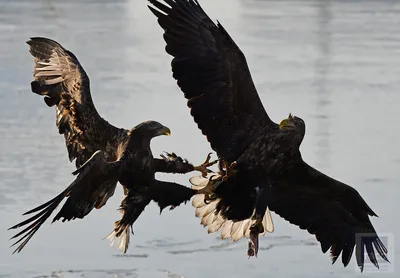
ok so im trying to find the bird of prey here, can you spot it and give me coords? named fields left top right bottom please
left=148, top=0, right=389, bottom=271
left=8, top=37, right=215, bottom=254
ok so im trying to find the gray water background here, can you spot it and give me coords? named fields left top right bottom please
left=0, top=0, right=399, bottom=277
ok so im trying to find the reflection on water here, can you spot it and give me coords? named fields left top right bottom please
left=0, top=0, right=399, bottom=277
left=313, top=0, right=332, bottom=170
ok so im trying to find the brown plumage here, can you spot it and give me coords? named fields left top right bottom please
left=148, top=0, right=389, bottom=271
left=8, top=37, right=215, bottom=254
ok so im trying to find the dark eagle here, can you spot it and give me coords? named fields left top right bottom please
left=8, top=37, right=215, bottom=254
left=148, top=0, right=389, bottom=271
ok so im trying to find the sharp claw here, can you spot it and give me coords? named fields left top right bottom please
left=208, top=159, right=219, bottom=167
left=193, top=153, right=219, bottom=177
left=204, top=192, right=217, bottom=204
left=161, top=151, right=170, bottom=160
left=196, top=175, right=222, bottom=203
left=160, top=152, right=181, bottom=162
left=205, top=152, right=212, bottom=162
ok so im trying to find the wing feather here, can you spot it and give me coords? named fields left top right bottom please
left=268, top=160, right=388, bottom=271
left=27, top=37, right=123, bottom=167
left=8, top=151, right=121, bottom=253
left=149, top=0, right=277, bottom=162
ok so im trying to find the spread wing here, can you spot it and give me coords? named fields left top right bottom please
left=8, top=151, right=121, bottom=253
left=28, top=37, right=123, bottom=167
left=268, top=160, right=389, bottom=271
left=148, top=0, right=277, bottom=162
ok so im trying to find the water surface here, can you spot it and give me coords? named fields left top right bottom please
left=0, top=0, right=399, bottom=277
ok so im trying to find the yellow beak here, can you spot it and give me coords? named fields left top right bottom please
left=163, top=127, right=171, bottom=136
left=279, top=119, right=289, bottom=130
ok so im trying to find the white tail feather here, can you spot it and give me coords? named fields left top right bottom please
left=189, top=174, right=275, bottom=242
left=105, top=226, right=131, bottom=254
left=264, top=207, right=274, bottom=233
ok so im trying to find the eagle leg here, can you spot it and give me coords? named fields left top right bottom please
left=193, top=152, right=219, bottom=177
left=248, top=220, right=264, bottom=258
left=248, top=186, right=268, bottom=257
left=248, top=232, right=258, bottom=257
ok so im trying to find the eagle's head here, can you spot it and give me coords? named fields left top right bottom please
left=130, top=120, right=171, bottom=138
left=279, top=113, right=306, bottom=146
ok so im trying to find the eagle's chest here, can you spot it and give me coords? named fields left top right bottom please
left=120, top=148, right=155, bottom=186
left=247, top=133, right=298, bottom=175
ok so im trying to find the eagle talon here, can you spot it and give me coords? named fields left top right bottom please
left=222, top=161, right=237, bottom=181
left=193, top=152, right=218, bottom=177
left=160, top=151, right=179, bottom=161
left=204, top=192, right=218, bottom=204
left=196, top=175, right=222, bottom=204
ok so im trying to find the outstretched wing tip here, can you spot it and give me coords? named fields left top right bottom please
left=27, top=37, right=38, bottom=44
left=150, top=0, right=273, bottom=160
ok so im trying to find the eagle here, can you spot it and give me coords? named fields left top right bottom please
left=8, top=37, right=215, bottom=254
left=148, top=0, right=389, bottom=271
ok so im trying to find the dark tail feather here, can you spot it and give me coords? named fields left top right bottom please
left=52, top=181, right=116, bottom=223
left=150, top=180, right=196, bottom=213
left=8, top=189, right=68, bottom=254
left=52, top=151, right=119, bottom=223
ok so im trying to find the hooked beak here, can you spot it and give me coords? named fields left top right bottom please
left=279, top=118, right=295, bottom=130
left=161, top=126, right=171, bottom=136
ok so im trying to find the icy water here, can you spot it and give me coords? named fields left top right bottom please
left=0, top=0, right=399, bottom=277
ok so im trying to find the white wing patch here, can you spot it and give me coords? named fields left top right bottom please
left=189, top=174, right=274, bottom=242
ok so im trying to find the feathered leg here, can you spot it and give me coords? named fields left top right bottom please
left=106, top=180, right=195, bottom=253
left=106, top=193, right=150, bottom=254
left=248, top=187, right=272, bottom=258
